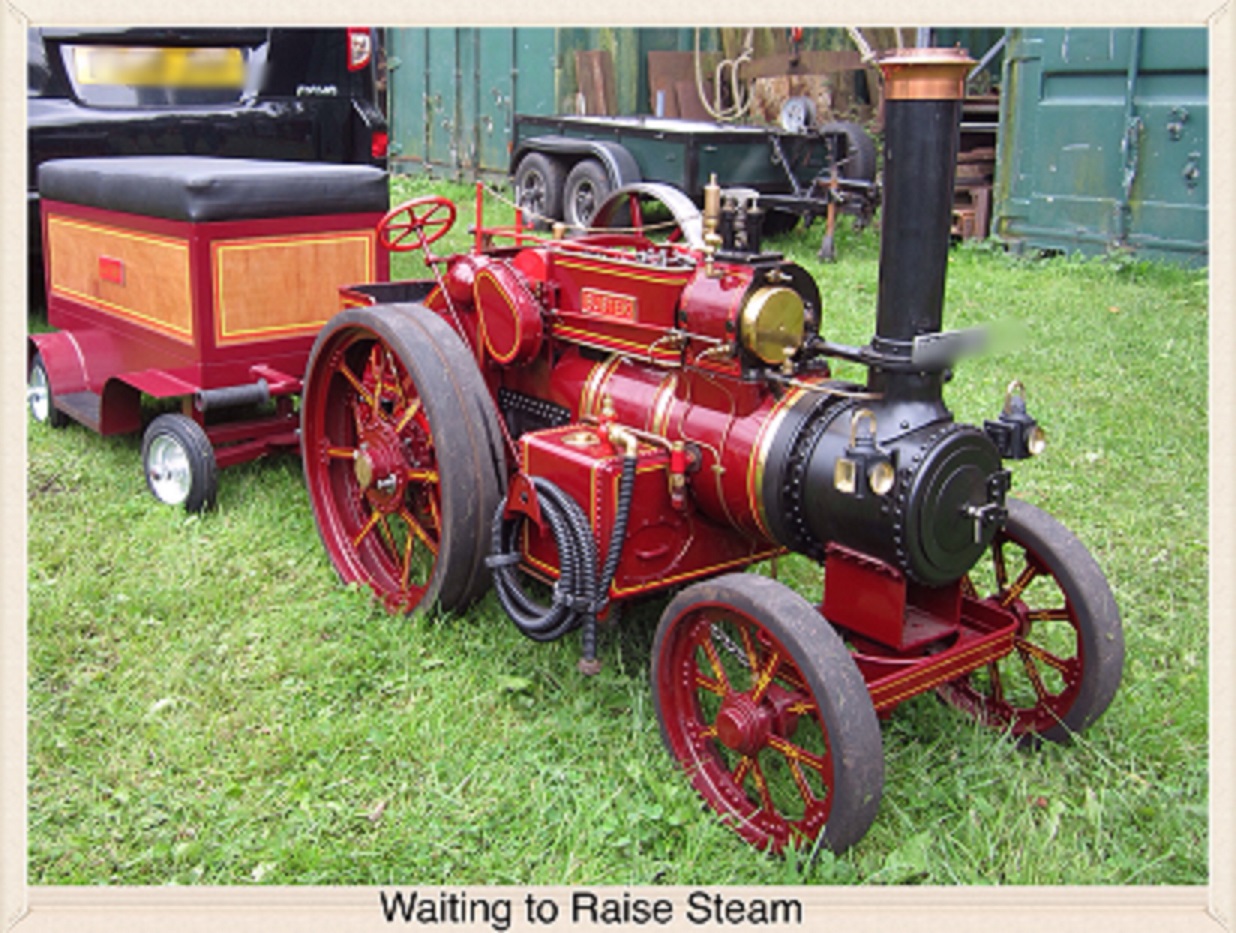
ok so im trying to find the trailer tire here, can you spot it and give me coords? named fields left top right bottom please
left=141, top=413, right=218, bottom=512
left=301, top=303, right=507, bottom=615
left=819, top=121, right=877, bottom=183
left=563, top=158, right=612, bottom=231
left=27, top=353, right=67, bottom=428
left=513, top=152, right=566, bottom=229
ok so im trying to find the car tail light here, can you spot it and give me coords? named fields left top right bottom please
left=347, top=28, right=373, bottom=71
left=371, top=130, right=389, bottom=159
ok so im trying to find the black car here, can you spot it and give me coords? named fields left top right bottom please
left=27, top=27, right=389, bottom=274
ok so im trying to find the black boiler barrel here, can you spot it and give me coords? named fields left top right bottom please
left=874, top=49, right=974, bottom=346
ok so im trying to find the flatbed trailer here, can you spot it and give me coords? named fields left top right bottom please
left=510, top=113, right=878, bottom=259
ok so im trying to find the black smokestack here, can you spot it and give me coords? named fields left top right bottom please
left=873, top=49, right=973, bottom=349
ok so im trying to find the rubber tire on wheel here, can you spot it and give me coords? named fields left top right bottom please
left=760, top=209, right=800, bottom=238
left=936, top=498, right=1125, bottom=745
left=28, top=353, right=67, bottom=428
left=563, top=159, right=612, bottom=231
left=141, top=413, right=218, bottom=512
left=513, top=152, right=566, bottom=229
left=818, top=121, right=877, bottom=182
left=652, top=573, right=883, bottom=854
left=300, top=303, right=507, bottom=615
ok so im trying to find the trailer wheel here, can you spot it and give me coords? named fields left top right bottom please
left=652, top=573, right=883, bottom=854
left=563, top=159, right=612, bottom=231
left=141, top=413, right=218, bottom=512
left=937, top=498, right=1125, bottom=744
left=301, top=304, right=506, bottom=615
left=513, top=152, right=566, bottom=228
left=27, top=353, right=67, bottom=428
left=819, top=121, right=877, bottom=183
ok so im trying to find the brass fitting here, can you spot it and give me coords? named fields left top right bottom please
left=702, top=174, right=723, bottom=277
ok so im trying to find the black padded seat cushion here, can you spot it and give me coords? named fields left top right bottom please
left=39, top=156, right=389, bottom=223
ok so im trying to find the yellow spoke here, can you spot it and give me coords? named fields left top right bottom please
left=351, top=509, right=382, bottom=548
left=750, top=649, right=782, bottom=704
left=961, top=574, right=978, bottom=598
left=749, top=760, right=775, bottom=814
left=788, top=758, right=817, bottom=805
left=1028, top=607, right=1071, bottom=623
left=400, top=523, right=417, bottom=588
left=371, top=347, right=386, bottom=418
left=326, top=446, right=356, bottom=459
left=406, top=468, right=440, bottom=484
left=399, top=508, right=439, bottom=556
left=701, top=636, right=731, bottom=693
left=427, top=491, right=441, bottom=533
left=767, top=735, right=827, bottom=775
left=732, top=756, right=754, bottom=787
left=694, top=673, right=726, bottom=696
left=1014, top=636, right=1075, bottom=676
left=395, top=397, right=423, bottom=433
left=338, top=363, right=375, bottom=407
left=1015, top=646, right=1052, bottom=702
left=992, top=541, right=1008, bottom=591
left=738, top=625, right=760, bottom=675
left=1000, top=563, right=1039, bottom=607
left=987, top=661, right=1006, bottom=705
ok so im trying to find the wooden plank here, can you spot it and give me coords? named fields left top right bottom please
left=574, top=49, right=616, bottom=116
left=675, top=78, right=713, bottom=121
left=741, top=49, right=866, bottom=80
left=213, top=231, right=375, bottom=345
left=46, top=213, right=194, bottom=341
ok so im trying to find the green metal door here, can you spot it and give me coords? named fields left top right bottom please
left=387, top=27, right=557, bottom=179
left=995, top=27, right=1207, bottom=266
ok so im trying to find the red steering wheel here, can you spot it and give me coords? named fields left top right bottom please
left=377, top=196, right=458, bottom=253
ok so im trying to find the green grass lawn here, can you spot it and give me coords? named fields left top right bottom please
left=26, top=177, right=1208, bottom=886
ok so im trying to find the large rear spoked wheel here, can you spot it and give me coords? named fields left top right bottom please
left=937, top=498, right=1124, bottom=744
left=301, top=304, right=506, bottom=614
left=652, top=573, right=883, bottom=854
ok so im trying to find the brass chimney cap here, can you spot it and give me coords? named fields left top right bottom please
left=879, top=47, right=975, bottom=101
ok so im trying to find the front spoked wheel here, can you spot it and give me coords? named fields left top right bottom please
left=937, top=498, right=1124, bottom=744
left=652, top=573, right=883, bottom=854
left=300, top=304, right=506, bottom=614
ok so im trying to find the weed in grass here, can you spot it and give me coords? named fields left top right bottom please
left=27, top=180, right=1208, bottom=886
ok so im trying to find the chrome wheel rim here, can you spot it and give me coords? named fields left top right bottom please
left=28, top=365, right=51, bottom=422
left=145, top=434, right=193, bottom=505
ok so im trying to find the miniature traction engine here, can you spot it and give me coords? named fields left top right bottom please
left=299, top=50, right=1125, bottom=854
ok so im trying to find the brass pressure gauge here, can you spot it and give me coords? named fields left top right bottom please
left=740, top=286, right=805, bottom=365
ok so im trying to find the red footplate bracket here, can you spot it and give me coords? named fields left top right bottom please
left=822, top=544, right=1019, bottom=713
left=853, top=597, right=1018, bottom=713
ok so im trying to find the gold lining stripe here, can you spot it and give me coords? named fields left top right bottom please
left=475, top=267, right=523, bottom=364
left=214, top=231, right=375, bottom=344
left=554, top=256, right=693, bottom=286
left=745, top=387, right=810, bottom=539
left=46, top=215, right=194, bottom=341
left=869, top=632, right=1015, bottom=711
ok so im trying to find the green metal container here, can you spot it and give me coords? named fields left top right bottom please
left=385, top=27, right=699, bottom=180
left=995, top=27, right=1208, bottom=266
left=385, top=28, right=557, bottom=180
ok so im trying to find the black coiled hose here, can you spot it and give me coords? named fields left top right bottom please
left=487, top=454, right=638, bottom=665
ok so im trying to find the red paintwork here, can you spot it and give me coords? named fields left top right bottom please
left=362, top=196, right=1026, bottom=715
left=34, top=190, right=388, bottom=467
left=519, top=425, right=779, bottom=600
left=40, top=199, right=388, bottom=399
